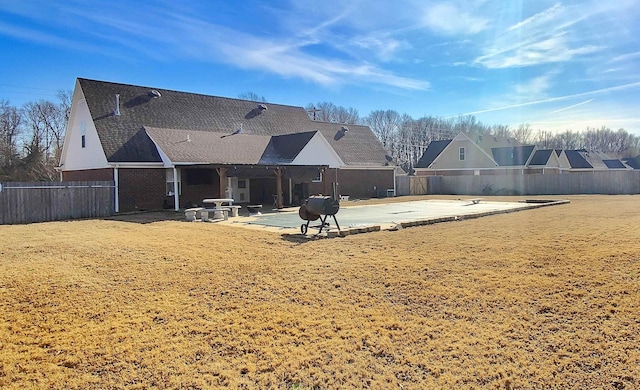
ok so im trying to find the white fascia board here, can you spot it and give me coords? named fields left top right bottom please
left=107, top=162, right=165, bottom=168
left=292, top=131, right=344, bottom=168
left=338, top=165, right=395, bottom=170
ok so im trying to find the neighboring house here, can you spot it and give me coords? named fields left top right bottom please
left=59, top=78, right=394, bottom=212
left=415, top=132, right=536, bottom=175
left=414, top=132, right=630, bottom=175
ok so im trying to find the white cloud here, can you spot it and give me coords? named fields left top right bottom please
left=514, top=74, right=553, bottom=98
left=422, top=3, right=489, bottom=36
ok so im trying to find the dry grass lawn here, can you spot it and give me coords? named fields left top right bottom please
left=1, top=195, right=638, bottom=389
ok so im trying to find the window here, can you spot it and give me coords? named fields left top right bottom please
left=80, top=121, right=86, bottom=148
left=459, top=147, right=466, bottom=161
left=166, top=169, right=182, bottom=196
left=312, top=171, right=323, bottom=183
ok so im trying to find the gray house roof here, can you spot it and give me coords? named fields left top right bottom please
left=564, top=150, right=593, bottom=169
left=529, top=149, right=554, bottom=166
left=415, top=140, right=452, bottom=168
left=491, top=145, right=535, bottom=166
left=78, top=78, right=388, bottom=167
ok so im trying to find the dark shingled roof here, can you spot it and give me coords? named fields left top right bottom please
left=79, top=78, right=388, bottom=166
left=623, top=156, right=640, bottom=169
left=145, top=127, right=271, bottom=165
left=415, top=140, right=451, bottom=168
left=491, top=145, right=535, bottom=166
left=603, top=159, right=627, bottom=169
left=260, top=132, right=317, bottom=164
left=529, top=149, right=553, bottom=166
left=564, top=150, right=593, bottom=168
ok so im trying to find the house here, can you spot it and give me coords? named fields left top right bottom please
left=59, top=78, right=394, bottom=212
left=414, top=132, right=630, bottom=175
left=414, top=132, right=540, bottom=175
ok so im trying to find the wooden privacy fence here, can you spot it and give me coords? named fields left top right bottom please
left=0, top=181, right=115, bottom=224
left=427, top=171, right=640, bottom=196
left=396, top=175, right=430, bottom=196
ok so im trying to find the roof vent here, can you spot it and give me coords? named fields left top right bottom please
left=258, top=104, right=268, bottom=111
left=114, top=94, right=120, bottom=116
left=341, top=126, right=349, bottom=132
left=149, top=89, right=161, bottom=98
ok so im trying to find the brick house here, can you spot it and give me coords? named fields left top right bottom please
left=59, top=78, right=394, bottom=212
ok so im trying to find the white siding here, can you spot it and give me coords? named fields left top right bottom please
left=292, top=132, right=344, bottom=168
left=59, top=81, right=109, bottom=171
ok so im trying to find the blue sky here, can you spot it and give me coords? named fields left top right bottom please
left=1, top=0, right=640, bottom=134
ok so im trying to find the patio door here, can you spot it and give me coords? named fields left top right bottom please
left=230, top=177, right=250, bottom=203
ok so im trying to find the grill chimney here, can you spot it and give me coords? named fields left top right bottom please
left=114, top=94, right=121, bottom=116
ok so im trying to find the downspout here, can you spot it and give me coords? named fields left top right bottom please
left=114, top=165, right=120, bottom=213
left=393, top=167, right=397, bottom=196
left=173, top=166, right=179, bottom=211
left=288, top=177, right=293, bottom=205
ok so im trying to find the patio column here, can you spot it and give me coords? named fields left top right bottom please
left=275, top=167, right=283, bottom=209
left=217, top=167, right=227, bottom=198
left=172, top=167, right=179, bottom=211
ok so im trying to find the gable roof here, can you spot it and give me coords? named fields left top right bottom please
left=491, top=145, right=535, bottom=166
left=603, top=159, right=627, bottom=169
left=77, top=78, right=388, bottom=167
left=145, top=127, right=271, bottom=165
left=623, top=156, right=640, bottom=169
left=415, top=140, right=451, bottom=168
left=261, top=132, right=317, bottom=164
left=564, top=150, right=593, bottom=169
left=529, top=149, right=553, bottom=166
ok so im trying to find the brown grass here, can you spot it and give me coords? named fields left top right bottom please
left=0, top=195, right=638, bottom=389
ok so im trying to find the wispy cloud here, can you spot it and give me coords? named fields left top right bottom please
left=422, top=3, right=489, bottom=36
left=456, top=81, right=640, bottom=116
left=549, top=99, right=595, bottom=114
left=475, top=3, right=603, bottom=68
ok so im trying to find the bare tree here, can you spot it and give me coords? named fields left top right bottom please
left=20, top=92, right=70, bottom=180
left=306, top=102, right=359, bottom=124
left=0, top=100, right=22, bottom=180
left=512, top=124, right=534, bottom=144
left=238, top=92, right=267, bottom=102
left=364, top=109, right=401, bottom=149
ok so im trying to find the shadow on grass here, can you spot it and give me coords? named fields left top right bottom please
left=103, top=211, right=186, bottom=224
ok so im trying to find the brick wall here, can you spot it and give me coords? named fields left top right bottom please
left=337, top=168, right=394, bottom=199
left=62, top=168, right=113, bottom=181
left=180, top=168, right=220, bottom=208
left=118, top=168, right=166, bottom=212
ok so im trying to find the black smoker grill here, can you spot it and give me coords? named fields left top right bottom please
left=298, top=195, right=341, bottom=235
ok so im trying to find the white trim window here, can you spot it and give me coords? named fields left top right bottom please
left=459, top=147, right=466, bottom=161
left=80, top=121, right=86, bottom=148
left=166, top=169, right=182, bottom=196
left=312, top=171, right=323, bottom=183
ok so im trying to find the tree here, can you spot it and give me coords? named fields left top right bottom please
left=0, top=100, right=22, bottom=181
left=305, top=102, right=359, bottom=124
left=238, top=92, right=267, bottom=102
left=19, top=91, right=71, bottom=181
left=363, top=109, right=401, bottom=149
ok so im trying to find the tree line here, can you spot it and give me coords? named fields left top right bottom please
left=305, top=102, right=640, bottom=172
left=0, top=91, right=71, bottom=181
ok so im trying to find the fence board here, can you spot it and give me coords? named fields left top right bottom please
left=0, top=181, right=115, bottom=224
left=425, top=171, right=640, bottom=196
